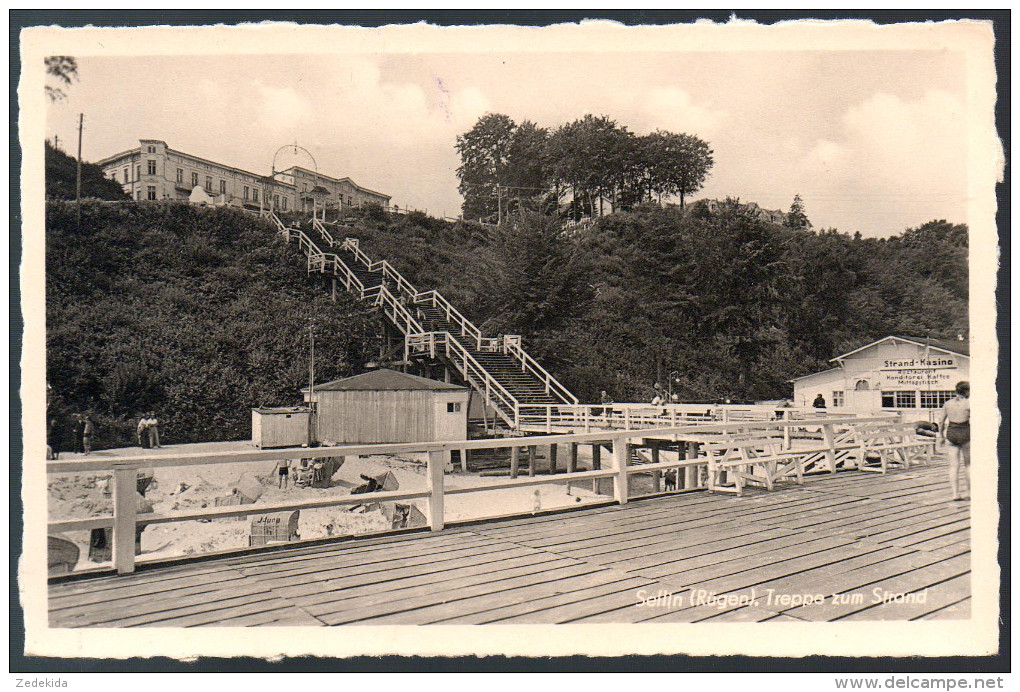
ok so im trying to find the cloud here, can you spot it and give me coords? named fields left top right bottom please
left=640, top=86, right=728, bottom=135
left=256, top=84, right=313, bottom=133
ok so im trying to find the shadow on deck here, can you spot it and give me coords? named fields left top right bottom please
left=49, top=458, right=970, bottom=627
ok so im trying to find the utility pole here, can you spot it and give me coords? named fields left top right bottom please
left=308, top=323, right=316, bottom=444
left=53, top=134, right=59, bottom=150
left=75, top=113, right=83, bottom=232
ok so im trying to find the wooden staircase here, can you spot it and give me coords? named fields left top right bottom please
left=263, top=211, right=575, bottom=428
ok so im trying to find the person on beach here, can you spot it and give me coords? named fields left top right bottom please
left=939, top=381, right=970, bottom=501
left=276, top=459, right=292, bottom=489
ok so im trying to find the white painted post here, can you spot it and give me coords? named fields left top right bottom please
left=112, top=465, right=138, bottom=574
left=427, top=450, right=445, bottom=531
left=624, top=407, right=631, bottom=430
left=546, top=407, right=552, bottom=434
left=821, top=423, right=837, bottom=473
left=613, top=437, right=630, bottom=505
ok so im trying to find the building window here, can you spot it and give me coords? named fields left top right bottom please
left=136, top=189, right=142, bottom=200
left=191, top=172, right=199, bottom=187
left=205, top=176, right=212, bottom=193
left=447, top=402, right=462, bottom=413
left=281, top=197, right=288, bottom=211
left=219, top=180, right=226, bottom=195
left=832, top=391, right=844, bottom=407
left=176, top=168, right=183, bottom=184
left=274, top=194, right=280, bottom=208
left=920, top=391, right=955, bottom=408
left=136, top=165, right=141, bottom=180
left=147, top=159, right=156, bottom=175
left=243, top=186, right=250, bottom=201
left=123, top=168, right=129, bottom=183
left=347, top=195, right=353, bottom=206
left=882, top=391, right=917, bottom=408
left=147, top=145, right=156, bottom=153
left=147, top=185, right=156, bottom=201
left=252, top=188, right=259, bottom=203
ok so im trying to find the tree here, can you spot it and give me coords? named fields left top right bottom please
left=547, top=114, right=633, bottom=218
left=45, top=141, right=128, bottom=200
left=45, top=56, right=78, bottom=101
left=455, top=113, right=518, bottom=222
left=647, top=131, right=713, bottom=208
left=787, top=194, right=811, bottom=229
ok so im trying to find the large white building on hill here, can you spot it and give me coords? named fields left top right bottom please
left=791, top=335, right=970, bottom=416
left=97, top=139, right=391, bottom=213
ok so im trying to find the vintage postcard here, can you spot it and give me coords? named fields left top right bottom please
left=18, top=17, right=1001, bottom=660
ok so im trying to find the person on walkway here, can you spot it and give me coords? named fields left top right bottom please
left=82, top=414, right=94, bottom=455
left=48, top=416, right=63, bottom=460
left=812, top=393, right=827, bottom=408
left=71, top=415, right=84, bottom=454
left=137, top=415, right=148, bottom=448
left=939, top=381, right=971, bottom=501
left=147, top=413, right=161, bottom=449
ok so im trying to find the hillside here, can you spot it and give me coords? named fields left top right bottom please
left=45, top=199, right=968, bottom=448
left=46, top=201, right=380, bottom=449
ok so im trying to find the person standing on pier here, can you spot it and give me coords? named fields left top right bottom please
left=939, top=381, right=970, bottom=501
left=82, top=414, right=94, bottom=455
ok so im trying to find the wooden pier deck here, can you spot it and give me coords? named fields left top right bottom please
left=49, top=458, right=969, bottom=627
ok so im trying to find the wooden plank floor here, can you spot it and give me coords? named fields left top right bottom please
left=49, top=457, right=970, bottom=627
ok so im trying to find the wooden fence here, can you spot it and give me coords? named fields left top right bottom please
left=47, top=415, right=906, bottom=575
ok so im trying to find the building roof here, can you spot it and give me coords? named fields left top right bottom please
left=312, top=368, right=467, bottom=392
left=831, top=335, right=970, bottom=362
left=252, top=406, right=310, bottom=414
left=788, top=367, right=843, bottom=383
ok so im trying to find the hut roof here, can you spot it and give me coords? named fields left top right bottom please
left=313, top=368, right=466, bottom=392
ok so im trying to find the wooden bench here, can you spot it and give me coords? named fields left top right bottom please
left=704, top=436, right=819, bottom=495
left=850, top=422, right=934, bottom=473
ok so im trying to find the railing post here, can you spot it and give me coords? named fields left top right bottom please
left=821, top=423, right=838, bottom=473
left=510, top=445, right=520, bottom=479
left=612, top=437, right=629, bottom=505
left=624, top=407, right=631, bottom=430
left=546, top=407, right=552, bottom=434
left=112, top=465, right=138, bottom=574
left=427, top=450, right=445, bottom=532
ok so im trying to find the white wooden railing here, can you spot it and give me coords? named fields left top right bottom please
left=515, top=403, right=900, bottom=434
left=47, top=415, right=905, bottom=575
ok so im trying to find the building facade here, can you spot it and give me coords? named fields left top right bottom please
left=791, top=336, right=970, bottom=416
left=305, top=369, right=470, bottom=444
left=97, top=139, right=391, bottom=212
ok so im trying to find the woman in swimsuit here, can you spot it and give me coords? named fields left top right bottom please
left=939, top=381, right=970, bottom=501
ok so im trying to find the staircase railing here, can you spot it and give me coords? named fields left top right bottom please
left=503, top=338, right=579, bottom=405
left=312, top=217, right=335, bottom=248
left=373, top=284, right=424, bottom=337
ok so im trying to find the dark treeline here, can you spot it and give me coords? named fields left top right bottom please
left=457, top=113, right=713, bottom=223
left=46, top=201, right=380, bottom=449
left=350, top=203, right=967, bottom=404
left=45, top=140, right=129, bottom=201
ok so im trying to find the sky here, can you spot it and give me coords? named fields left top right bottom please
left=45, top=47, right=970, bottom=237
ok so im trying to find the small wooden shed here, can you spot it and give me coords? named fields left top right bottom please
left=309, top=369, right=470, bottom=444
left=251, top=406, right=311, bottom=449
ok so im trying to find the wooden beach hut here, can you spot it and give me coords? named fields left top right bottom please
left=251, top=406, right=312, bottom=449
left=308, top=369, right=469, bottom=444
